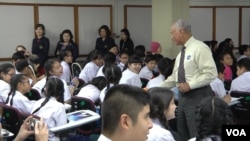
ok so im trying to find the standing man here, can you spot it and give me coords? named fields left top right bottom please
left=161, top=19, right=217, bottom=141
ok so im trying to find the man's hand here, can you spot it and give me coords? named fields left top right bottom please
left=178, top=83, right=191, bottom=93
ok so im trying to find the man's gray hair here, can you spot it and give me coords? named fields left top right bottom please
left=174, top=19, right=191, bottom=33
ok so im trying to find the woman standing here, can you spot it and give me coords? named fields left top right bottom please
left=119, top=28, right=134, bottom=56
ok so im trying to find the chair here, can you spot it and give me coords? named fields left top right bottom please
left=71, top=62, right=82, bottom=77
left=25, top=89, right=41, bottom=101
left=71, top=96, right=101, bottom=135
left=230, top=91, right=250, bottom=124
left=140, top=78, right=149, bottom=88
left=0, top=103, right=25, bottom=138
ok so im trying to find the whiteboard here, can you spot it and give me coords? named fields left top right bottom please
left=190, top=8, right=213, bottom=41
left=0, top=5, right=34, bottom=58
left=126, top=6, right=152, bottom=51
left=78, top=6, right=111, bottom=55
left=216, top=8, right=239, bottom=46
left=38, top=6, right=75, bottom=56
left=242, top=8, right=250, bottom=45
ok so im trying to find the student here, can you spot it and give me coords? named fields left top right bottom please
left=5, top=74, right=35, bottom=114
left=95, top=25, right=115, bottom=54
left=210, top=62, right=231, bottom=103
left=32, top=58, right=71, bottom=103
left=79, top=50, right=103, bottom=83
left=220, top=51, right=233, bottom=81
left=16, top=45, right=30, bottom=57
left=12, top=52, right=26, bottom=69
left=31, top=77, right=67, bottom=141
left=96, top=52, right=116, bottom=77
left=99, top=65, right=122, bottom=103
left=134, top=45, right=146, bottom=63
left=117, top=51, right=129, bottom=71
left=15, top=59, right=37, bottom=86
left=107, top=43, right=119, bottom=64
left=76, top=76, right=107, bottom=103
left=189, top=97, right=234, bottom=141
left=237, top=44, right=250, bottom=61
left=146, top=57, right=173, bottom=89
left=150, top=42, right=162, bottom=54
left=32, top=23, right=50, bottom=75
left=147, top=87, right=177, bottom=141
left=58, top=49, right=73, bottom=84
left=0, top=63, right=15, bottom=102
left=119, top=55, right=142, bottom=88
left=230, top=58, right=250, bottom=92
left=55, top=29, right=79, bottom=62
left=139, top=54, right=157, bottom=80
left=119, top=28, right=134, bottom=56
left=98, top=84, right=153, bottom=141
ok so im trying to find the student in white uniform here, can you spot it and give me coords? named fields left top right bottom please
left=146, top=57, right=174, bottom=89
left=230, top=58, right=250, bottom=92
left=117, top=51, right=129, bottom=71
left=119, top=55, right=142, bottom=87
left=32, top=58, right=71, bottom=104
left=0, top=63, right=15, bottom=103
left=15, top=59, right=37, bottom=86
left=139, top=54, right=157, bottom=80
left=79, top=50, right=103, bottom=83
left=59, top=49, right=73, bottom=84
left=5, top=74, right=35, bottom=114
left=96, top=52, right=116, bottom=77
left=189, top=97, right=233, bottom=141
left=237, top=44, right=250, bottom=62
left=147, top=87, right=178, bottom=141
left=77, top=76, right=107, bottom=103
left=11, top=52, right=26, bottom=71
left=32, top=77, right=67, bottom=141
left=99, top=65, right=122, bottom=103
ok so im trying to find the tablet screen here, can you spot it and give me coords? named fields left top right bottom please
left=67, top=111, right=92, bottom=121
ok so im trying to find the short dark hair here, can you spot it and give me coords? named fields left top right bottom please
left=103, top=52, right=116, bottom=66
left=238, top=44, right=250, bottom=55
left=58, top=49, right=72, bottom=61
left=237, top=58, right=250, bottom=71
left=157, top=57, right=174, bottom=79
left=15, top=59, right=29, bottom=72
left=90, top=76, right=107, bottom=90
left=144, top=54, right=157, bottom=63
left=134, top=45, right=146, bottom=58
left=0, top=63, right=14, bottom=76
left=215, top=61, right=225, bottom=74
left=195, top=97, right=233, bottom=140
left=98, top=25, right=111, bottom=37
left=148, top=87, right=174, bottom=129
left=35, top=23, right=45, bottom=35
left=12, top=52, right=25, bottom=62
left=60, top=29, right=73, bottom=42
left=128, top=54, right=142, bottom=64
left=102, top=84, right=151, bottom=135
left=104, top=65, right=122, bottom=89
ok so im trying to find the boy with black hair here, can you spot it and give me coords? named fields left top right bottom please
left=237, top=44, right=250, bottom=61
left=98, top=84, right=153, bottom=141
left=139, top=54, right=157, bottom=80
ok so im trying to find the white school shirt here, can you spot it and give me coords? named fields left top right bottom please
left=6, top=91, right=35, bottom=114
left=31, top=97, right=67, bottom=141
left=99, top=84, right=114, bottom=103
left=117, top=62, right=125, bottom=71
left=32, top=76, right=71, bottom=102
left=119, top=69, right=142, bottom=88
left=0, top=80, right=10, bottom=102
left=96, top=65, right=105, bottom=77
left=79, top=61, right=99, bottom=83
left=230, top=72, right=250, bottom=93
left=210, top=78, right=226, bottom=98
left=76, top=84, right=100, bottom=103
left=146, top=74, right=165, bottom=89
left=139, top=66, right=153, bottom=80
left=61, top=61, right=71, bottom=84
left=97, top=134, right=112, bottom=141
left=147, top=118, right=175, bottom=141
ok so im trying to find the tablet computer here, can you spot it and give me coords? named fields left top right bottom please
left=50, top=110, right=100, bottom=133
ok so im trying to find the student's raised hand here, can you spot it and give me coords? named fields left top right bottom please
left=35, top=118, right=48, bottom=141
left=14, top=116, right=35, bottom=141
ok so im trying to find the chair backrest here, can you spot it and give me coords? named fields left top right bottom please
left=71, top=96, right=96, bottom=112
left=25, top=89, right=41, bottom=101
left=0, top=103, right=24, bottom=136
left=71, top=62, right=82, bottom=77
left=140, top=78, right=149, bottom=88
left=230, top=91, right=250, bottom=122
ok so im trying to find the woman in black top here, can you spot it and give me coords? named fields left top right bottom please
left=95, top=25, right=115, bottom=54
left=55, top=29, right=79, bottom=62
left=119, top=28, right=134, bottom=56
left=32, top=24, right=50, bottom=75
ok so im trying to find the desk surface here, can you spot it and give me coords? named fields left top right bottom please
left=50, top=110, right=100, bottom=133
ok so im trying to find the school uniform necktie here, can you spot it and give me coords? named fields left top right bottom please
left=178, top=46, right=186, bottom=83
